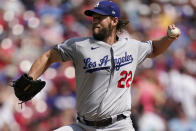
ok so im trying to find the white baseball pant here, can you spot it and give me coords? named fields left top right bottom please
left=54, top=117, right=135, bottom=131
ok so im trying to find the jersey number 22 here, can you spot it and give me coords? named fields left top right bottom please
left=117, top=70, right=133, bottom=88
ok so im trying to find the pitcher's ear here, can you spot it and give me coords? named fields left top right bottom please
left=111, top=17, right=119, bottom=26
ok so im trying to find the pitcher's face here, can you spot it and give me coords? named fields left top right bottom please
left=92, top=13, right=114, bottom=41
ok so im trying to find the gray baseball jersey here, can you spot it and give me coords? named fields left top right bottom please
left=55, top=36, right=152, bottom=121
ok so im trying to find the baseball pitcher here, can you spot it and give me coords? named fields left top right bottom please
left=11, top=1, right=180, bottom=131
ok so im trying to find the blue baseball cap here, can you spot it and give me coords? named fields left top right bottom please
left=84, top=1, right=121, bottom=19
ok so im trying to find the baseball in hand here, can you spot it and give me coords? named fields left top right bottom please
left=167, top=25, right=181, bottom=38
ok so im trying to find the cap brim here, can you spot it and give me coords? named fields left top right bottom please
left=84, top=9, right=109, bottom=17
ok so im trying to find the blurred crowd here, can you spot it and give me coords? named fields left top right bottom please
left=0, top=0, right=196, bottom=131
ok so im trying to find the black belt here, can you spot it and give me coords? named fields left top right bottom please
left=77, top=114, right=127, bottom=127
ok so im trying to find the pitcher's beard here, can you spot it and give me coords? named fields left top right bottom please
left=93, top=24, right=113, bottom=41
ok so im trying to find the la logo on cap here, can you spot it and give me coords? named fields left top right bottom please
left=95, top=2, right=99, bottom=7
